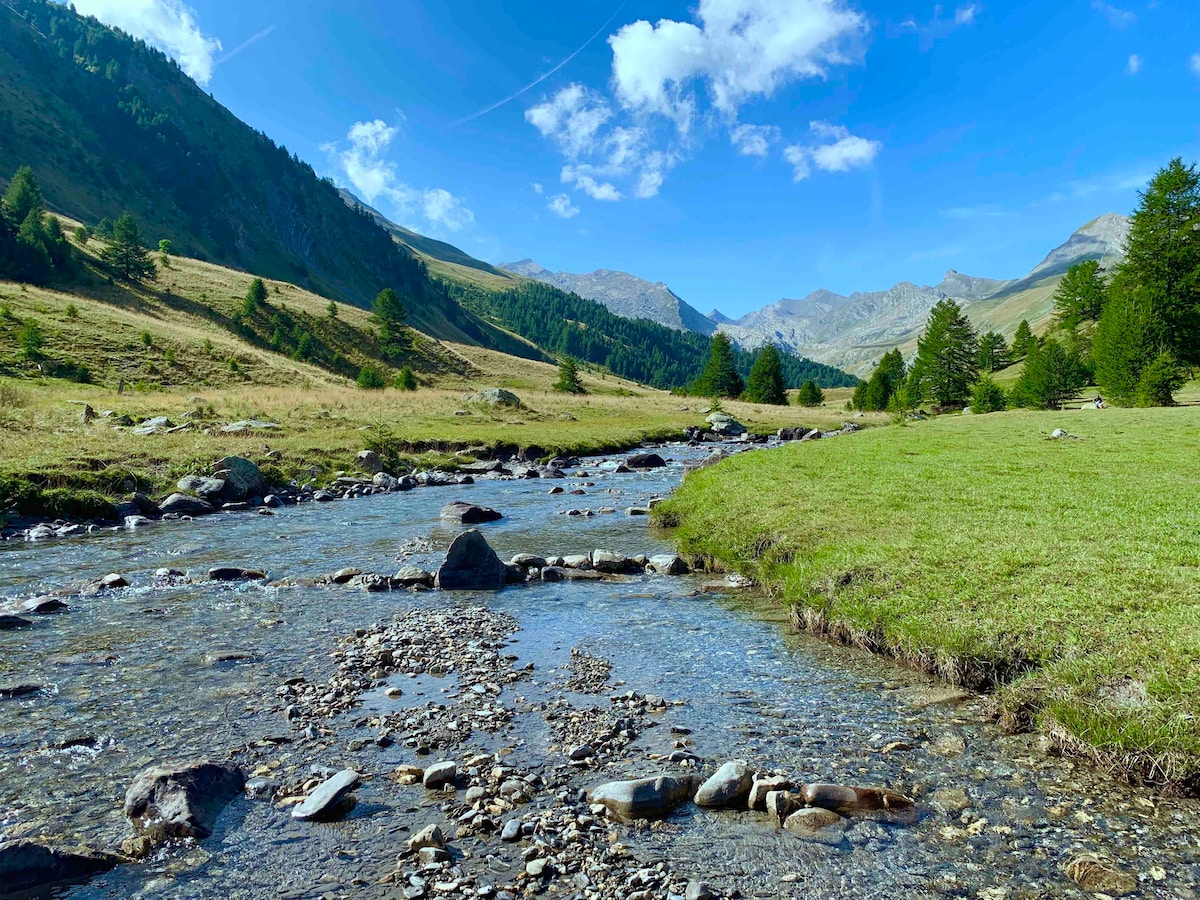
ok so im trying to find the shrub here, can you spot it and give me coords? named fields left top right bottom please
left=356, top=364, right=387, bottom=389
left=1136, top=350, right=1185, bottom=407
left=795, top=379, right=824, bottom=407
left=395, top=366, right=418, bottom=391
left=140, top=330, right=152, bottom=348
left=17, top=320, right=45, bottom=358
left=970, top=376, right=1007, bottom=413
left=65, top=303, right=79, bottom=319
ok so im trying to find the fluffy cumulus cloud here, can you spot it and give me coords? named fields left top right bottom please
left=1126, top=54, right=1142, bottom=75
left=73, top=0, right=222, bottom=84
left=547, top=193, right=580, bottom=218
left=783, top=121, right=881, bottom=181
left=609, top=0, right=865, bottom=126
left=1191, top=53, right=1200, bottom=78
left=323, top=119, right=474, bottom=233
left=526, top=0, right=870, bottom=204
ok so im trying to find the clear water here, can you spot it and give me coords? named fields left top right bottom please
left=0, top=444, right=1196, bottom=899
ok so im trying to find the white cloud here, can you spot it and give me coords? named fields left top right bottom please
left=532, top=182, right=544, bottom=194
left=954, top=4, right=980, bottom=25
left=562, top=167, right=623, bottom=201
left=1191, top=53, right=1200, bottom=78
left=730, top=123, right=779, bottom=157
left=525, top=84, right=612, bottom=159
left=526, top=1, right=871, bottom=199
left=783, top=120, right=881, bottom=182
left=73, top=0, right=222, bottom=84
left=547, top=193, right=580, bottom=218
left=1092, top=0, right=1136, bottom=28
left=609, top=0, right=866, bottom=125
left=898, top=4, right=980, bottom=46
left=421, top=188, right=475, bottom=232
left=325, top=119, right=475, bottom=233
left=1126, top=54, right=1142, bottom=75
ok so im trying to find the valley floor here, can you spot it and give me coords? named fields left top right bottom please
left=0, top=345, right=868, bottom=522
left=659, top=406, right=1200, bottom=790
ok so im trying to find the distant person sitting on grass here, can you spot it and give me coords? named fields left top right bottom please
left=1093, top=395, right=1106, bottom=409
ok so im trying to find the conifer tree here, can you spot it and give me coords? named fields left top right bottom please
left=795, top=379, right=825, bottom=407
left=553, top=356, right=586, bottom=394
left=856, top=348, right=906, bottom=410
left=690, top=332, right=744, bottom=398
left=243, top=277, right=267, bottom=316
left=976, top=332, right=1009, bottom=373
left=101, top=213, right=155, bottom=281
left=1011, top=320, right=1033, bottom=358
left=909, top=299, right=979, bottom=408
left=742, top=344, right=787, bottom=404
left=1010, top=337, right=1087, bottom=409
left=373, top=287, right=407, bottom=356
left=1052, top=260, right=1106, bottom=330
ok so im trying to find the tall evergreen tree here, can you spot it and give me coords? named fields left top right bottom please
left=3, top=166, right=45, bottom=226
left=690, top=332, right=744, bottom=398
left=1093, top=286, right=1155, bottom=404
left=1052, top=260, right=1107, bottom=330
left=553, top=356, right=586, bottom=394
left=976, top=332, right=1010, bottom=373
left=909, top=299, right=979, bottom=408
left=742, top=344, right=787, bottom=404
left=1011, top=319, right=1034, bottom=358
left=373, top=287, right=407, bottom=355
left=1116, top=157, right=1200, bottom=366
left=101, top=213, right=155, bottom=281
left=795, top=379, right=825, bottom=407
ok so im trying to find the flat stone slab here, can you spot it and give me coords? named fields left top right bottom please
left=291, top=770, right=361, bottom=821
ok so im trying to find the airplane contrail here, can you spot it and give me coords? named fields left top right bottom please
left=216, top=22, right=278, bottom=66
left=450, top=1, right=629, bottom=128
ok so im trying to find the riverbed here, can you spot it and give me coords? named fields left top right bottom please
left=1, top=443, right=1196, bottom=899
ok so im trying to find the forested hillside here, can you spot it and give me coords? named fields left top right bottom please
left=0, top=0, right=534, bottom=354
left=448, top=280, right=858, bottom=390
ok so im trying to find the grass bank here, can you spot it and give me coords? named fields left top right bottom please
left=657, top=408, right=1200, bottom=790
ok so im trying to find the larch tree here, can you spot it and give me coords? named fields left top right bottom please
left=690, top=332, right=744, bottom=399
left=909, top=299, right=979, bottom=408
left=102, top=213, right=155, bottom=281
left=742, top=344, right=787, bottom=405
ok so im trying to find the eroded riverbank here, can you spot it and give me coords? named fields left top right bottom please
left=1, top=443, right=1197, bottom=899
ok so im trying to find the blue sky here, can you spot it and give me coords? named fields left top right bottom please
left=74, top=0, right=1200, bottom=317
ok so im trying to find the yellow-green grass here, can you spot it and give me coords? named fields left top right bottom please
left=658, top=408, right=1200, bottom=789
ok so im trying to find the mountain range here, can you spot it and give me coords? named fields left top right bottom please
left=498, top=213, right=1130, bottom=375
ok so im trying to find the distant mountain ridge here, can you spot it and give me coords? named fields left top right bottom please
left=717, top=212, right=1129, bottom=372
left=498, top=259, right=717, bottom=335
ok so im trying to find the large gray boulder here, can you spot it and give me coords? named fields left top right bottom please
left=435, top=530, right=507, bottom=591
left=0, top=840, right=121, bottom=895
left=588, top=774, right=701, bottom=820
left=706, top=412, right=747, bottom=436
left=214, top=456, right=266, bottom=500
left=355, top=450, right=384, bottom=475
left=783, top=807, right=847, bottom=845
left=694, top=760, right=754, bottom=808
left=465, top=388, right=521, bottom=408
left=159, top=493, right=216, bottom=517
left=440, top=501, right=503, bottom=525
left=124, top=760, right=246, bottom=842
left=625, top=452, right=667, bottom=469
left=177, top=475, right=226, bottom=501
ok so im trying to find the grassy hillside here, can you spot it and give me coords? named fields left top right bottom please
left=660, top=409, right=1200, bottom=788
left=0, top=0, right=534, bottom=356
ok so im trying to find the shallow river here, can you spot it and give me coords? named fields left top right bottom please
left=1, top=443, right=1196, bottom=899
